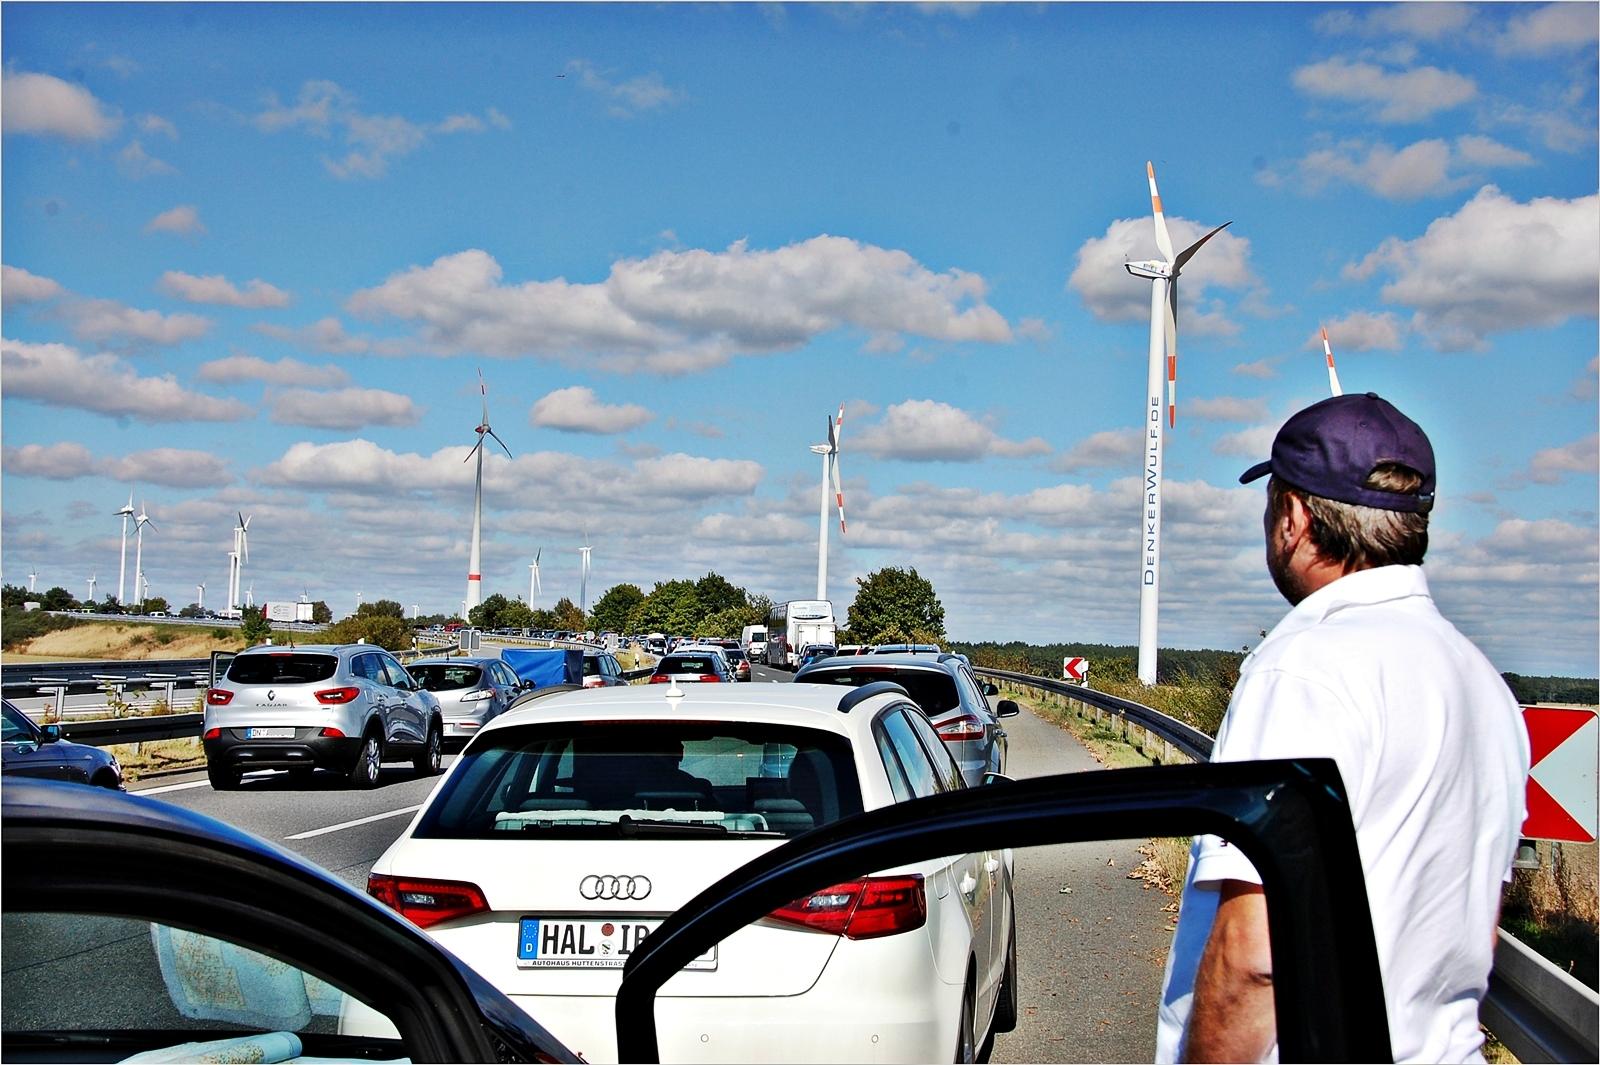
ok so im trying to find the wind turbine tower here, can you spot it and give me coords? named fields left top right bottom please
left=529, top=548, right=542, bottom=608
left=1320, top=326, right=1344, bottom=397
left=809, top=405, right=847, bottom=602
left=227, top=514, right=251, bottom=616
left=88, top=573, right=98, bottom=603
left=197, top=583, right=206, bottom=613
left=463, top=370, right=513, bottom=612
left=133, top=503, right=156, bottom=610
left=1122, top=162, right=1231, bottom=685
left=28, top=568, right=38, bottom=594
left=115, top=494, right=136, bottom=604
left=579, top=535, right=593, bottom=614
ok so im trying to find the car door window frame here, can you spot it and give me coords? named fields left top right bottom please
left=904, top=709, right=966, bottom=792
left=874, top=707, right=942, bottom=798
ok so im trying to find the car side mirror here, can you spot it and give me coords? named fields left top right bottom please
left=40, top=725, right=60, bottom=744
left=996, top=699, right=1020, bottom=718
left=981, top=682, right=999, bottom=696
left=981, top=772, right=1015, bottom=786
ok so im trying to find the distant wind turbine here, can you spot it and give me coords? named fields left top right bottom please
left=114, top=494, right=136, bottom=604
left=133, top=503, right=156, bottom=610
left=1122, top=162, right=1231, bottom=685
left=87, top=573, right=98, bottom=603
left=529, top=548, right=542, bottom=607
left=227, top=513, right=251, bottom=617
left=463, top=369, right=513, bottom=612
left=1320, top=326, right=1344, bottom=397
left=28, top=568, right=38, bottom=594
left=809, top=404, right=847, bottom=602
left=197, top=583, right=206, bottom=613
left=246, top=582, right=255, bottom=609
left=578, top=534, right=593, bottom=614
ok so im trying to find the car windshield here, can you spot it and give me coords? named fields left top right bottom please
left=413, top=721, right=862, bottom=840
left=409, top=664, right=482, bottom=692
left=656, top=655, right=721, bottom=675
left=795, top=666, right=961, bottom=716
left=225, top=654, right=339, bottom=685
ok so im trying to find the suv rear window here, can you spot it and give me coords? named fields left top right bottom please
left=409, top=664, right=482, bottom=692
left=794, top=666, right=960, bottom=716
left=225, top=654, right=339, bottom=685
left=414, top=722, right=861, bottom=840
left=655, top=655, right=720, bottom=675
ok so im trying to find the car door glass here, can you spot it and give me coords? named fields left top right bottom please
left=3, top=703, right=35, bottom=743
left=880, top=709, right=942, bottom=797
left=906, top=710, right=966, bottom=791
left=874, top=724, right=914, bottom=803
left=1, top=912, right=404, bottom=1056
left=955, top=667, right=990, bottom=714
left=351, top=653, right=381, bottom=684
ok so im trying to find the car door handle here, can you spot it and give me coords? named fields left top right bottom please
left=984, top=858, right=1001, bottom=874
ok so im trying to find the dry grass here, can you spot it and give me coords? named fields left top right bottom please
left=1501, top=839, right=1598, bottom=989
left=4, top=621, right=247, bottom=661
left=107, top=737, right=208, bottom=781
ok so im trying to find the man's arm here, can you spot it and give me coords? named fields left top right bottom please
left=1183, top=880, right=1275, bottom=1063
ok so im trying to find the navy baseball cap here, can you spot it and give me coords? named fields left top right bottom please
left=1240, top=393, right=1436, bottom=513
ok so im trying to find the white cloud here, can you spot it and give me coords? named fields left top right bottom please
left=1527, top=434, right=1599, bottom=485
left=116, top=140, right=176, bottom=179
left=1311, top=310, right=1408, bottom=351
left=530, top=386, right=655, bottom=434
left=1068, top=214, right=1256, bottom=335
left=1, top=442, right=234, bottom=487
left=144, top=205, right=206, bottom=235
left=1231, top=357, right=1282, bottom=379
left=1316, top=3, right=1479, bottom=41
left=568, top=61, right=684, bottom=117
left=1, top=265, right=65, bottom=308
left=1496, top=3, right=1600, bottom=55
left=1454, top=134, right=1538, bottom=169
left=1213, top=422, right=1280, bottom=458
left=197, top=354, right=351, bottom=387
left=251, top=317, right=404, bottom=356
left=0, top=71, right=120, bottom=140
left=1050, top=428, right=1143, bottom=473
left=347, top=238, right=1012, bottom=374
left=138, top=113, right=178, bottom=139
left=268, top=387, right=423, bottom=431
left=1292, top=57, right=1476, bottom=123
left=158, top=271, right=292, bottom=308
left=1344, top=185, right=1600, bottom=350
left=57, top=296, right=211, bottom=346
left=851, top=400, right=1050, bottom=463
left=1, top=337, right=252, bottom=423
left=1275, top=135, right=1535, bottom=201
left=1186, top=396, right=1269, bottom=422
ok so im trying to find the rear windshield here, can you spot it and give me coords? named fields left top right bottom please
left=724, top=648, right=745, bottom=662
left=409, top=664, right=482, bottom=692
left=582, top=657, right=601, bottom=676
left=655, top=655, right=720, bottom=675
left=413, top=722, right=861, bottom=840
left=795, top=667, right=960, bottom=716
left=225, top=654, right=338, bottom=685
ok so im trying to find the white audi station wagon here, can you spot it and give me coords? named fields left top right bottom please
left=368, top=681, right=1017, bottom=1063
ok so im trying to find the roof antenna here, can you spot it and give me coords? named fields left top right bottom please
left=665, top=675, right=685, bottom=700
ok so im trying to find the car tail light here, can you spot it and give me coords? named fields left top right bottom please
left=936, top=714, right=986, bottom=742
left=459, top=688, right=495, bottom=702
left=768, top=875, right=926, bottom=939
left=203, top=727, right=221, bottom=740
left=649, top=675, right=669, bottom=684
left=699, top=674, right=721, bottom=683
left=583, top=677, right=604, bottom=688
left=367, top=874, right=490, bottom=929
left=315, top=686, right=361, bottom=704
left=206, top=688, right=233, bottom=706
left=320, top=726, right=345, bottom=738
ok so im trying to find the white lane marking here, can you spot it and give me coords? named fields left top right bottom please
left=286, top=805, right=423, bottom=841
left=134, top=779, right=212, bottom=796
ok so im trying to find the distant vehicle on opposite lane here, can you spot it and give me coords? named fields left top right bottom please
left=2, top=700, right=123, bottom=790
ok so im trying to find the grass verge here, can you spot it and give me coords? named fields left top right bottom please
left=107, top=737, right=208, bottom=782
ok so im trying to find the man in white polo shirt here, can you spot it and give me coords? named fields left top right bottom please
left=1156, top=394, right=1529, bottom=1064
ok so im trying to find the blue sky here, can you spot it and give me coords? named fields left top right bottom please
left=3, top=2, right=1596, bottom=673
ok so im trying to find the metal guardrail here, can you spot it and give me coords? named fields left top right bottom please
left=2, top=658, right=212, bottom=698
left=972, top=665, right=1596, bottom=1063
left=58, top=713, right=206, bottom=746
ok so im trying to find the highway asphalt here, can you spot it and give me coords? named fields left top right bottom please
left=131, top=659, right=1174, bottom=1061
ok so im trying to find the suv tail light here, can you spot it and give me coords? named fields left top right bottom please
left=205, top=689, right=233, bottom=706
left=936, top=714, right=986, bottom=742
left=367, top=874, right=489, bottom=929
left=768, top=875, right=926, bottom=939
left=315, top=686, right=361, bottom=704
left=699, top=674, right=721, bottom=683
left=203, top=727, right=221, bottom=739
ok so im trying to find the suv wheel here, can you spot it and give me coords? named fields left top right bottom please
left=413, top=723, right=442, bottom=777
left=347, top=734, right=382, bottom=789
left=207, top=762, right=240, bottom=791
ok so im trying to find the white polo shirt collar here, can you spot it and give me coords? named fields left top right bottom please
left=1253, top=564, right=1432, bottom=655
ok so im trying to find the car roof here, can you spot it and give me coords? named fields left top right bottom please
left=476, top=682, right=910, bottom=741
left=410, top=656, right=501, bottom=667
left=798, top=651, right=961, bottom=673
left=233, top=644, right=368, bottom=657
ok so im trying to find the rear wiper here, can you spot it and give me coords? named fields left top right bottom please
left=616, top=816, right=727, bottom=838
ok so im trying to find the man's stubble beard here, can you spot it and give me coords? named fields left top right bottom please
left=1265, top=523, right=1313, bottom=606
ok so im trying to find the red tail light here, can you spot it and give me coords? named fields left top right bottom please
left=936, top=714, right=985, bottom=742
left=649, top=675, right=669, bottom=684
left=699, top=674, right=721, bottom=683
left=315, top=686, right=361, bottom=704
left=203, top=727, right=221, bottom=740
left=205, top=689, right=233, bottom=706
left=768, top=875, right=926, bottom=939
left=320, top=726, right=345, bottom=738
left=367, top=874, right=489, bottom=929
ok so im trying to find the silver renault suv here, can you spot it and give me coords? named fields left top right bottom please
left=203, top=645, right=443, bottom=790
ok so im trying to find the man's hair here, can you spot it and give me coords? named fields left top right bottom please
left=1269, top=463, right=1429, bottom=569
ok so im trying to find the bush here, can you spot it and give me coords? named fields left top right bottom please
left=320, top=614, right=409, bottom=651
left=239, top=607, right=272, bottom=644
left=0, top=607, right=82, bottom=649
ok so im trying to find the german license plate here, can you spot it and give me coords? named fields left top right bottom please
left=517, top=918, right=716, bottom=970
left=246, top=727, right=295, bottom=739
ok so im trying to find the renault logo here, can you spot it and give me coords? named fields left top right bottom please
left=267, top=690, right=276, bottom=701
left=579, top=874, right=651, bottom=901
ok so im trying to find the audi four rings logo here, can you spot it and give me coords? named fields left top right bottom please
left=579, top=875, right=652, bottom=900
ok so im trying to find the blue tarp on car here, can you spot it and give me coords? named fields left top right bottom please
left=500, top=648, right=582, bottom=688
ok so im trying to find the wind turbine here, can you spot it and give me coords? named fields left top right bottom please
left=87, top=573, right=98, bottom=604
left=133, top=503, right=156, bottom=610
left=463, top=369, right=513, bottom=612
left=197, top=583, right=206, bottom=613
left=227, top=513, right=250, bottom=616
left=114, top=494, right=136, bottom=605
left=1320, top=326, right=1344, bottom=397
left=578, top=533, right=593, bottom=614
left=1122, top=162, right=1231, bottom=685
left=246, top=582, right=255, bottom=610
left=529, top=548, right=542, bottom=607
left=808, top=405, right=847, bottom=602
left=28, top=568, right=38, bottom=594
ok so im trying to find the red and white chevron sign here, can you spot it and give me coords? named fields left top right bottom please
left=1063, top=657, right=1089, bottom=683
left=1521, top=706, right=1596, bottom=843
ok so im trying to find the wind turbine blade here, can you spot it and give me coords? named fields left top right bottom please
left=1165, top=279, right=1179, bottom=428
left=1322, top=326, right=1344, bottom=397
left=831, top=453, right=846, bottom=534
left=463, top=436, right=485, bottom=463
left=488, top=428, right=513, bottom=458
left=1173, top=221, right=1233, bottom=273
left=1147, top=162, right=1174, bottom=262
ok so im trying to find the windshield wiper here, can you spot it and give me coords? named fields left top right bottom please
left=617, top=815, right=728, bottom=838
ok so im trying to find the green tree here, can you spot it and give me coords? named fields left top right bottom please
left=847, top=567, right=946, bottom=644
left=633, top=580, right=701, bottom=634
left=320, top=614, right=408, bottom=651
left=694, top=573, right=746, bottom=616
left=179, top=602, right=203, bottom=618
left=240, top=606, right=273, bottom=644
left=142, top=596, right=171, bottom=615
left=591, top=583, right=646, bottom=633
left=467, top=593, right=511, bottom=628
left=1, top=584, right=28, bottom=609
left=551, top=597, right=588, bottom=633
left=39, top=586, right=78, bottom=611
left=357, top=599, right=405, bottom=620
left=311, top=600, right=332, bottom=624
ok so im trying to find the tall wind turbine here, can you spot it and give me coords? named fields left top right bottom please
left=115, top=494, right=136, bottom=604
left=809, top=405, right=847, bottom=602
left=197, top=583, right=206, bottom=613
left=463, top=369, right=513, bottom=612
left=529, top=548, right=542, bottom=607
left=87, top=573, right=98, bottom=603
left=1122, top=162, right=1231, bottom=685
left=246, top=582, right=255, bottom=610
left=1320, top=326, right=1344, bottom=397
left=227, top=513, right=251, bottom=616
left=133, top=503, right=156, bottom=610
left=578, top=534, right=593, bottom=614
